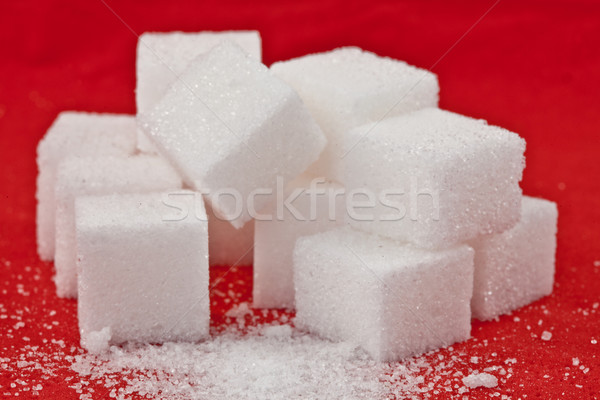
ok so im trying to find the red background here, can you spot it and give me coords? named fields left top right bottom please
left=1, top=0, right=599, bottom=398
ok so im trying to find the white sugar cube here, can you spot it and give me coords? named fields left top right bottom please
left=206, top=201, right=254, bottom=267
left=253, top=174, right=344, bottom=309
left=136, top=31, right=262, bottom=153
left=76, top=191, right=209, bottom=349
left=343, top=108, right=526, bottom=249
left=294, top=227, right=474, bottom=361
left=36, top=112, right=136, bottom=261
left=271, top=47, right=439, bottom=182
left=470, top=196, right=558, bottom=320
left=159, top=193, right=244, bottom=268
left=140, top=41, right=326, bottom=228
left=54, top=155, right=182, bottom=298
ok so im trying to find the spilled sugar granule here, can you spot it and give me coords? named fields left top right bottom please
left=84, top=327, right=112, bottom=355
left=67, top=314, right=511, bottom=400
left=462, top=372, right=498, bottom=388
left=71, top=324, right=385, bottom=400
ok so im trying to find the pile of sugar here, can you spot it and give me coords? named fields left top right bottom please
left=72, top=326, right=382, bottom=400
left=66, top=304, right=512, bottom=400
left=70, top=328, right=421, bottom=399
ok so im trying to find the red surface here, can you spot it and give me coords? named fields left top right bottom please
left=1, top=0, right=600, bottom=398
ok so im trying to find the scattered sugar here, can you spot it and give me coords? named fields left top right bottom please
left=572, top=357, right=579, bottom=366
left=64, top=322, right=510, bottom=399
left=462, top=372, right=498, bottom=388
left=225, top=302, right=253, bottom=329
left=261, top=324, right=293, bottom=339
left=541, top=331, right=552, bottom=341
left=71, top=326, right=383, bottom=399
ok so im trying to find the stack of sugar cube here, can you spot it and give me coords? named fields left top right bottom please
left=35, top=30, right=558, bottom=361
left=269, top=47, right=557, bottom=361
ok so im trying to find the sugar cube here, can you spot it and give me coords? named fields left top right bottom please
left=294, top=227, right=474, bottom=361
left=36, top=112, right=136, bottom=261
left=343, top=108, right=526, bottom=248
left=271, top=47, right=439, bottom=182
left=470, top=196, right=558, bottom=320
left=76, top=191, right=209, bottom=349
left=140, top=41, right=326, bottom=228
left=206, top=200, right=254, bottom=267
left=136, top=31, right=262, bottom=153
left=253, top=174, right=344, bottom=309
left=54, top=155, right=182, bottom=298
